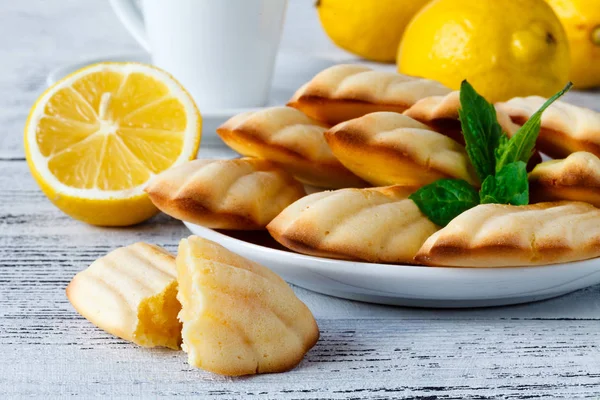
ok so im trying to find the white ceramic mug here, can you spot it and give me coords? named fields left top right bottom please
left=109, top=0, right=288, bottom=110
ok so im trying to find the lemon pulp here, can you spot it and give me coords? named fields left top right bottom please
left=25, top=62, right=202, bottom=226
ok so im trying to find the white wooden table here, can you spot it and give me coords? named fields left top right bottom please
left=2, top=1, right=600, bottom=398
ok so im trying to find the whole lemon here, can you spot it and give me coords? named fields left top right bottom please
left=397, top=0, right=570, bottom=102
left=317, top=0, right=431, bottom=63
left=545, top=0, right=600, bottom=88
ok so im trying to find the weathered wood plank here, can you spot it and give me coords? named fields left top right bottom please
left=1, top=318, right=599, bottom=399
left=2, top=235, right=600, bottom=322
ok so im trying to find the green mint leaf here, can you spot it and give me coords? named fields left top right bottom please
left=479, top=161, right=528, bottom=205
left=458, top=80, right=503, bottom=182
left=409, top=179, right=480, bottom=226
left=495, top=82, right=573, bottom=172
left=495, top=133, right=509, bottom=156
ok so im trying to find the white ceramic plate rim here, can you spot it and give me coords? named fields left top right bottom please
left=183, top=222, right=600, bottom=278
left=183, top=223, right=600, bottom=307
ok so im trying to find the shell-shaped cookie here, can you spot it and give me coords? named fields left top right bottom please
left=287, top=64, right=452, bottom=125
left=66, top=243, right=181, bottom=349
left=529, top=151, right=600, bottom=207
left=496, top=96, right=600, bottom=159
left=145, top=158, right=306, bottom=230
left=176, top=236, right=319, bottom=376
left=404, top=91, right=520, bottom=144
left=267, top=186, right=439, bottom=263
left=324, top=112, right=478, bottom=187
left=216, top=107, right=365, bottom=188
left=404, top=92, right=543, bottom=170
left=416, top=201, right=600, bottom=267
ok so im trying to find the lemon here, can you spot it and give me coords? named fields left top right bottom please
left=316, top=0, right=430, bottom=63
left=546, top=0, right=600, bottom=88
left=24, top=62, right=202, bottom=226
left=397, top=0, right=570, bottom=102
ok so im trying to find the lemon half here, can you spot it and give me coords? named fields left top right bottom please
left=24, top=62, right=202, bottom=226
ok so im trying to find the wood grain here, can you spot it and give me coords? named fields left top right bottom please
left=2, top=318, right=600, bottom=399
left=2, top=1, right=600, bottom=398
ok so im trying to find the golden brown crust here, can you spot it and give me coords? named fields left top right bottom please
left=216, top=107, right=366, bottom=188
left=529, top=152, right=600, bottom=187
left=415, top=202, right=600, bottom=267
left=403, top=92, right=542, bottom=171
left=287, top=64, right=451, bottom=125
left=288, top=97, right=411, bottom=126
left=267, top=186, right=439, bottom=263
left=529, top=184, right=600, bottom=208
left=529, top=152, right=600, bottom=207
left=404, top=91, right=520, bottom=142
left=496, top=96, right=600, bottom=159
left=145, top=158, right=306, bottom=230
left=403, top=91, right=462, bottom=121
left=177, top=236, right=319, bottom=376
left=324, top=112, right=478, bottom=187
left=513, top=116, right=600, bottom=159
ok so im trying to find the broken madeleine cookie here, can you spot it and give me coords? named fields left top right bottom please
left=324, top=112, right=478, bottom=187
left=145, top=158, right=306, bottom=230
left=267, top=186, right=439, bottom=263
left=496, top=96, right=600, bottom=159
left=415, top=202, right=600, bottom=267
left=177, top=236, right=319, bottom=376
left=216, top=107, right=365, bottom=188
left=287, top=64, right=451, bottom=125
left=66, top=243, right=181, bottom=349
left=529, top=152, right=600, bottom=207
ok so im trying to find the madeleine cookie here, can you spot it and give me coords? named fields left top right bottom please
left=324, top=112, right=478, bottom=187
left=145, top=158, right=306, bottom=230
left=404, top=92, right=543, bottom=170
left=216, top=107, right=365, bottom=188
left=287, top=64, right=451, bottom=125
left=267, top=186, right=439, bottom=263
left=176, top=236, right=319, bottom=376
left=415, top=202, right=600, bottom=267
left=496, top=96, right=600, bottom=159
left=529, top=152, right=600, bottom=207
left=66, top=243, right=181, bottom=349
left=404, top=91, right=520, bottom=144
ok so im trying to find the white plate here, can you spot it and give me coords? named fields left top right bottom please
left=184, top=222, right=600, bottom=308
left=46, top=52, right=337, bottom=120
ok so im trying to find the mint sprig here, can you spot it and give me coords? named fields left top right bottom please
left=411, top=81, right=571, bottom=226
left=458, top=80, right=503, bottom=182
left=495, top=82, right=573, bottom=172
left=480, top=161, right=528, bottom=205
left=409, top=179, right=479, bottom=226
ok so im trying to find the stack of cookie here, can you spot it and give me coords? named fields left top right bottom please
left=144, top=64, right=600, bottom=268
